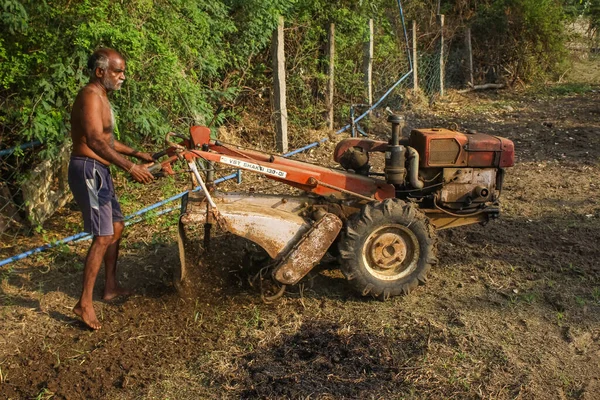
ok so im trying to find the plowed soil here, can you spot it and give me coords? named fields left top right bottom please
left=1, top=87, right=600, bottom=399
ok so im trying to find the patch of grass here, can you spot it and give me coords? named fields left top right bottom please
left=522, top=292, right=537, bottom=304
left=454, top=351, right=467, bottom=361
left=559, top=373, right=571, bottom=388
left=542, top=83, right=592, bottom=96
left=592, top=287, right=600, bottom=303
left=164, top=213, right=179, bottom=228
left=144, top=209, right=159, bottom=225
left=556, top=311, right=565, bottom=326
left=1, top=264, right=14, bottom=282
left=160, top=176, right=182, bottom=198
left=117, top=191, right=135, bottom=209
left=246, top=306, right=263, bottom=330
left=35, top=388, right=54, bottom=400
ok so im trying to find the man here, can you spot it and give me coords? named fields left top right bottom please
left=68, top=48, right=154, bottom=330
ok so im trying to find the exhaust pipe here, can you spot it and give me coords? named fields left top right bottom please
left=406, top=146, right=424, bottom=189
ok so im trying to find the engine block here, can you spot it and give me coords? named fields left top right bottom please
left=409, top=128, right=514, bottom=168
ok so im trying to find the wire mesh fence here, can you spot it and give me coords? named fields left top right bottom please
left=341, top=15, right=449, bottom=137
left=0, top=143, right=41, bottom=243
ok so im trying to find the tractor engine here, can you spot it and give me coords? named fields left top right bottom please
left=407, top=126, right=514, bottom=210
left=334, top=116, right=515, bottom=212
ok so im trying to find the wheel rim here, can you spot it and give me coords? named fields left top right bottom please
left=361, top=224, right=420, bottom=281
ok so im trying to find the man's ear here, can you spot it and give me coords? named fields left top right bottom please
left=95, top=67, right=105, bottom=78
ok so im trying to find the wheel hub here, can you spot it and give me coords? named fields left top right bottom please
left=362, top=224, right=420, bottom=281
left=370, top=232, right=408, bottom=269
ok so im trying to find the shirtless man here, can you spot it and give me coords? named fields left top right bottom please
left=68, top=48, right=154, bottom=330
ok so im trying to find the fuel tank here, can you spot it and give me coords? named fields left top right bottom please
left=409, top=128, right=514, bottom=168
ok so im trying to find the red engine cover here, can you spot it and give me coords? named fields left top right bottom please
left=409, top=128, right=514, bottom=168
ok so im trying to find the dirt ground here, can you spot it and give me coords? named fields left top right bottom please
left=1, top=85, right=600, bottom=399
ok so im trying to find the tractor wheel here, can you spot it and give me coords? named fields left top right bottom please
left=338, top=199, right=437, bottom=300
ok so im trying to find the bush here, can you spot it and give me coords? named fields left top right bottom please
left=0, top=0, right=278, bottom=155
left=470, top=0, right=568, bottom=83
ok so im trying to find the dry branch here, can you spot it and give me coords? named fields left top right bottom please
left=458, top=83, right=505, bottom=93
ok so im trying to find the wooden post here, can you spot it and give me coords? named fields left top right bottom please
left=412, top=20, right=418, bottom=92
left=327, top=23, right=335, bottom=130
left=272, top=16, right=288, bottom=153
left=438, top=14, right=445, bottom=97
left=363, top=18, right=374, bottom=108
left=465, top=27, right=474, bottom=87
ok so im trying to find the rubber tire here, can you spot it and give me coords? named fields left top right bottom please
left=338, top=199, right=437, bottom=300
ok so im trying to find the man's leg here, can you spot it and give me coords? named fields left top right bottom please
left=73, top=235, right=113, bottom=330
left=102, top=220, right=132, bottom=300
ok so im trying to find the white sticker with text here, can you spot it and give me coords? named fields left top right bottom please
left=220, top=156, right=288, bottom=178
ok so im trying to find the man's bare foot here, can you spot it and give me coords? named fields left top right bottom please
left=102, top=286, right=133, bottom=301
left=73, top=302, right=101, bottom=330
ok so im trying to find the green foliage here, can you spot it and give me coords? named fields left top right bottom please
left=544, top=82, right=592, bottom=95
left=470, top=0, right=568, bottom=82
left=276, top=0, right=409, bottom=126
left=0, top=0, right=237, bottom=156
left=225, top=0, right=291, bottom=67
left=586, top=0, right=600, bottom=34
left=563, top=0, right=600, bottom=32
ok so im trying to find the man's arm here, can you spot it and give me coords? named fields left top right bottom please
left=114, top=140, right=154, bottom=163
left=81, top=94, right=153, bottom=183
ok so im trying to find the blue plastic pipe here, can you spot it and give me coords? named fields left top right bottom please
left=0, top=140, right=43, bottom=157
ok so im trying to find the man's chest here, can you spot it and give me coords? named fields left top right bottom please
left=99, top=99, right=115, bottom=132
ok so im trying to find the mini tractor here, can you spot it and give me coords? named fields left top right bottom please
left=151, top=115, right=514, bottom=301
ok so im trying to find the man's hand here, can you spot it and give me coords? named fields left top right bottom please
left=129, top=163, right=155, bottom=184
left=135, top=152, right=155, bottom=163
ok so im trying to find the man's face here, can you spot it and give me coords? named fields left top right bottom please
left=99, top=56, right=126, bottom=91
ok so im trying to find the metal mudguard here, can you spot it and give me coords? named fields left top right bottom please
left=176, top=191, right=340, bottom=286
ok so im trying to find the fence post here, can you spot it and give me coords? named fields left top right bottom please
left=327, top=22, right=335, bottom=130
left=465, top=27, right=474, bottom=87
left=412, top=20, right=418, bottom=93
left=363, top=18, right=374, bottom=109
left=272, top=16, right=288, bottom=153
left=438, top=14, right=445, bottom=98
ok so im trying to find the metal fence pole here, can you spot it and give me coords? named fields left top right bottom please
left=327, top=22, right=335, bottom=130
left=465, top=27, right=474, bottom=87
left=413, top=20, right=418, bottom=93
left=438, top=14, right=445, bottom=98
left=272, top=16, right=288, bottom=153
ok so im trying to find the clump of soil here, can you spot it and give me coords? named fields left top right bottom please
left=233, top=319, right=428, bottom=399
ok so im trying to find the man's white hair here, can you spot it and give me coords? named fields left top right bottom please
left=87, top=48, right=120, bottom=77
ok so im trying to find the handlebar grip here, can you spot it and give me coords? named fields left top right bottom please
left=152, top=150, right=168, bottom=160
left=147, top=162, right=163, bottom=174
left=165, top=131, right=188, bottom=150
